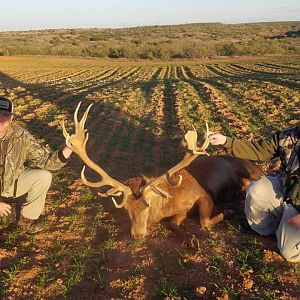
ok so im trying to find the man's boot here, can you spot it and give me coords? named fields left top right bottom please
left=18, top=215, right=45, bottom=234
left=238, top=216, right=256, bottom=234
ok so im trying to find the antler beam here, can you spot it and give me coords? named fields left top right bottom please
left=62, top=102, right=132, bottom=206
left=146, top=122, right=210, bottom=196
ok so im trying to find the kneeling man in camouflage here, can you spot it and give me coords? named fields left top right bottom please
left=0, top=96, right=72, bottom=234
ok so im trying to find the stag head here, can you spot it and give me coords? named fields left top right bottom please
left=124, top=124, right=211, bottom=238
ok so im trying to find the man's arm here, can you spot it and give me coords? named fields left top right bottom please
left=208, top=132, right=279, bottom=161
left=25, top=131, right=71, bottom=170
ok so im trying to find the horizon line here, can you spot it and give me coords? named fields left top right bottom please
left=1, top=20, right=299, bottom=33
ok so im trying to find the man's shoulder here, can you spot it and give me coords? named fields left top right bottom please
left=278, top=126, right=299, bottom=138
left=10, top=123, right=30, bottom=138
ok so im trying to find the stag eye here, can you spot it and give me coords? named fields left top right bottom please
left=143, top=198, right=151, bottom=207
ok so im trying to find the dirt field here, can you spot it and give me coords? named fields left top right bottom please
left=0, top=56, right=299, bottom=299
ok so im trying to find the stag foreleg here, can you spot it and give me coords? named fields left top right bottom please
left=197, top=193, right=225, bottom=229
left=161, top=214, right=189, bottom=238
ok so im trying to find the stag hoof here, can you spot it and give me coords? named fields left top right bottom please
left=199, top=227, right=210, bottom=238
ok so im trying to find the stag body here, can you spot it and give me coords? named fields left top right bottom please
left=124, top=155, right=263, bottom=239
left=63, top=103, right=263, bottom=242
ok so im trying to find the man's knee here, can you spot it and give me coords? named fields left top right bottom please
left=246, top=179, right=265, bottom=210
left=247, top=177, right=269, bottom=199
left=246, top=176, right=282, bottom=208
left=36, top=170, right=52, bottom=188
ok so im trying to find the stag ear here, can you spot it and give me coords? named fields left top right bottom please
left=141, top=174, right=151, bottom=183
left=124, top=176, right=145, bottom=199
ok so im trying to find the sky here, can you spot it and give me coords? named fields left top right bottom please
left=1, top=0, right=300, bottom=31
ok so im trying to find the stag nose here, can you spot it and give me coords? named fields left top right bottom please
left=131, top=229, right=146, bottom=239
left=132, top=235, right=145, bottom=240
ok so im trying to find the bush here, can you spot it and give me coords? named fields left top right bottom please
left=216, top=43, right=237, bottom=56
left=107, top=47, right=128, bottom=58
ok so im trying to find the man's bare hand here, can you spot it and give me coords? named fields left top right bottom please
left=207, top=132, right=227, bottom=146
left=0, top=202, right=11, bottom=217
left=288, top=213, right=300, bottom=229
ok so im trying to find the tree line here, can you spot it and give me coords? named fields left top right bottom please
left=0, top=22, right=299, bottom=59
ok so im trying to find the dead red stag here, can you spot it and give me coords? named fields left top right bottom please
left=62, top=103, right=263, bottom=243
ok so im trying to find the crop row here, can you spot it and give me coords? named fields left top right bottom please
left=0, top=60, right=298, bottom=162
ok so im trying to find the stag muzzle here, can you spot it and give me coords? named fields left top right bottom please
left=129, top=206, right=150, bottom=239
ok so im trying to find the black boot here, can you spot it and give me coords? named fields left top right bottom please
left=18, top=215, right=45, bottom=234
left=238, top=217, right=256, bottom=234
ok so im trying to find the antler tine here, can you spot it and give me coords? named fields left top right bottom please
left=98, top=189, right=122, bottom=197
left=112, top=196, right=126, bottom=208
left=80, top=162, right=130, bottom=195
left=111, top=187, right=132, bottom=208
left=73, top=101, right=81, bottom=126
left=199, top=121, right=210, bottom=151
left=79, top=103, right=93, bottom=129
left=73, top=102, right=93, bottom=134
left=150, top=185, right=173, bottom=199
left=61, top=120, right=68, bottom=139
left=61, top=102, right=89, bottom=150
left=81, top=166, right=101, bottom=187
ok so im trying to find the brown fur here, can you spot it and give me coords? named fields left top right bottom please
left=121, top=155, right=263, bottom=241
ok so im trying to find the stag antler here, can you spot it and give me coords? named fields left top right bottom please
left=164, top=122, right=210, bottom=186
left=62, top=102, right=132, bottom=207
left=62, top=101, right=92, bottom=156
left=185, top=122, right=210, bottom=155
left=143, top=122, right=210, bottom=200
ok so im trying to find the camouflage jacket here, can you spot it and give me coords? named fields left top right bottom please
left=0, top=123, right=67, bottom=195
left=223, top=126, right=300, bottom=171
left=224, top=126, right=300, bottom=171
left=223, top=126, right=300, bottom=205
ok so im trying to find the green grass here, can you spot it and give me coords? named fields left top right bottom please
left=154, top=278, right=193, bottom=300
left=77, top=188, right=95, bottom=207
left=0, top=257, right=30, bottom=298
left=236, top=238, right=261, bottom=271
left=103, top=228, right=118, bottom=250
left=118, top=275, right=139, bottom=298
left=289, top=264, right=300, bottom=279
left=3, top=227, right=22, bottom=249
left=34, top=270, right=52, bottom=300
left=210, top=254, right=225, bottom=276
left=33, top=240, right=66, bottom=297
left=176, top=251, right=194, bottom=271
left=64, top=259, right=86, bottom=297
left=236, top=238, right=277, bottom=291
left=128, top=238, right=146, bottom=249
